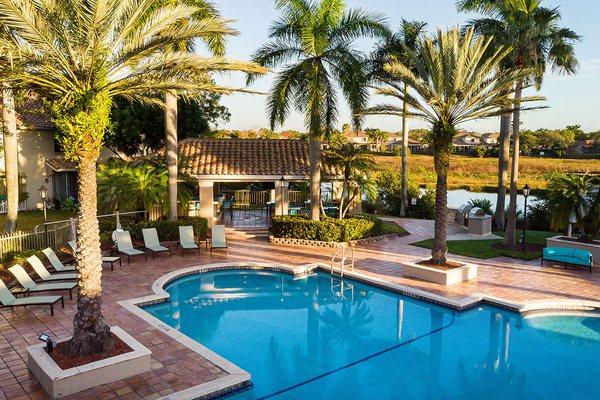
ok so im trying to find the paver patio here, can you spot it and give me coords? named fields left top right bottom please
left=1, top=218, right=599, bottom=399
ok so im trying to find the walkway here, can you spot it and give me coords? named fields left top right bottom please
left=1, top=218, right=599, bottom=399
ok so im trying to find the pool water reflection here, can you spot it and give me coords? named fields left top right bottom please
left=143, top=270, right=600, bottom=400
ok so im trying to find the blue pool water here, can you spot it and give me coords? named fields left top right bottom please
left=143, top=270, right=600, bottom=400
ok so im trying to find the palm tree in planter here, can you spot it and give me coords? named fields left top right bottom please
left=324, top=141, right=376, bottom=219
left=363, top=28, right=541, bottom=264
left=370, top=19, right=427, bottom=217
left=248, top=0, right=389, bottom=221
left=458, top=0, right=580, bottom=243
left=0, top=0, right=265, bottom=355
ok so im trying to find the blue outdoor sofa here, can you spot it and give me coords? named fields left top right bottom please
left=542, top=247, right=593, bottom=274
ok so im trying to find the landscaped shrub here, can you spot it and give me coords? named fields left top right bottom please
left=376, top=171, right=435, bottom=219
left=526, top=199, right=552, bottom=231
left=468, top=198, right=493, bottom=215
left=271, top=215, right=383, bottom=242
left=122, top=217, right=209, bottom=242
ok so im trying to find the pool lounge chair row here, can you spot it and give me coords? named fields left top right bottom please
left=1, top=249, right=79, bottom=315
left=112, top=225, right=227, bottom=263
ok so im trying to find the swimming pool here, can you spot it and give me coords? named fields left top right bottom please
left=143, top=270, right=600, bottom=400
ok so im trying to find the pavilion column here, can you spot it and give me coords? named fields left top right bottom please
left=274, top=179, right=289, bottom=216
left=199, top=181, right=215, bottom=227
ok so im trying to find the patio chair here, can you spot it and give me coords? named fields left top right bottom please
left=210, top=225, right=228, bottom=254
left=115, top=231, right=147, bottom=264
left=0, top=280, right=64, bottom=316
left=142, top=228, right=171, bottom=259
left=178, top=226, right=201, bottom=255
left=68, top=240, right=122, bottom=269
left=42, top=248, right=76, bottom=272
left=26, top=255, right=77, bottom=282
left=8, top=265, right=77, bottom=300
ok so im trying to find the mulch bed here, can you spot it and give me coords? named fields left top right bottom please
left=490, top=242, right=544, bottom=253
left=50, top=332, right=133, bottom=370
left=417, top=259, right=464, bottom=271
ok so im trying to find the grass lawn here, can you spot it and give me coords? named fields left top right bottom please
left=380, top=220, right=408, bottom=236
left=0, top=210, right=77, bottom=233
left=412, top=230, right=557, bottom=261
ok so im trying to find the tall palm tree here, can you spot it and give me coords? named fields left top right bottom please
left=458, top=0, right=580, bottom=245
left=324, top=141, right=375, bottom=219
left=248, top=0, right=389, bottom=221
left=370, top=19, right=427, bottom=217
left=161, top=0, right=226, bottom=221
left=363, top=28, right=540, bottom=264
left=0, top=0, right=265, bottom=355
left=0, top=30, right=20, bottom=232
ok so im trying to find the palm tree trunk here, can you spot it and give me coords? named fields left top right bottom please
left=504, top=80, right=523, bottom=246
left=400, top=84, right=410, bottom=217
left=432, top=137, right=452, bottom=265
left=309, top=135, right=321, bottom=221
left=165, top=91, right=178, bottom=221
left=1, top=85, right=19, bottom=233
left=69, top=156, right=114, bottom=356
left=493, top=113, right=511, bottom=229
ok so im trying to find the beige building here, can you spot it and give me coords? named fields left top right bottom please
left=0, top=100, right=119, bottom=210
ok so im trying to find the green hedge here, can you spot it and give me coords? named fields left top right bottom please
left=122, top=217, right=209, bottom=242
left=272, top=215, right=384, bottom=242
left=98, top=216, right=208, bottom=243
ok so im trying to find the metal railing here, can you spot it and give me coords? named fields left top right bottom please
left=330, top=243, right=355, bottom=278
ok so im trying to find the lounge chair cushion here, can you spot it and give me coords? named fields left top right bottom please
left=142, top=228, right=168, bottom=252
left=211, top=225, right=228, bottom=249
left=42, top=248, right=76, bottom=272
left=179, top=226, right=199, bottom=249
left=0, top=280, right=61, bottom=306
left=115, top=231, right=144, bottom=255
left=26, top=255, right=76, bottom=281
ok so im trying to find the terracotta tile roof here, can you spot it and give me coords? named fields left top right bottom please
left=45, top=158, right=76, bottom=172
left=179, top=138, right=341, bottom=178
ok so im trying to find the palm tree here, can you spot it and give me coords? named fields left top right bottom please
left=0, top=30, right=20, bottom=232
left=457, top=0, right=580, bottom=245
left=248, top=0, right=389, bottom=221
left=324, top=141, right=375, bottom=219
left=546, top=173, right=600, bottom=239
left=161, top=0, right=227, bottom=221
left=0, top=0, right=265, bottom=355
left=370, top=19, right=427, bottom=217
left=363, top=28, right=540, bottom=264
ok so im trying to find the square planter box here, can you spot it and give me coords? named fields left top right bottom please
left=402, top=260, right=478, bottom=285
left=547, top=236, right=600, bottom=266
left=27, top=326, right=151, bottom=399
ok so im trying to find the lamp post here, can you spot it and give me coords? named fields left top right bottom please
left=520, top=183, right=531, bottom=252
left=38, top=185, right=49, bottom=245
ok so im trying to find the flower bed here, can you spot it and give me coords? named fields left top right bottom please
left=271, top=215, right=384, bottom=242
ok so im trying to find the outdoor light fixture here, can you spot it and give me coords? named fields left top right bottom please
left=38, top=333, right=54, bottom=354
left=520, top=183, right=531, bottom=252
left=38, top=185, right=49, bottom=245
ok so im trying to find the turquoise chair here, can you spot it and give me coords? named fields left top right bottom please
left=542, top=247, right=593, bottom=274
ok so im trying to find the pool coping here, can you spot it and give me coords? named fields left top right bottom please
left=119, top=261, right=600, bottom=400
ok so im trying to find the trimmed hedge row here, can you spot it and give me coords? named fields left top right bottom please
left=99, top=216, right=209, bottom=243
left=271, top=215, right=384, bottom=242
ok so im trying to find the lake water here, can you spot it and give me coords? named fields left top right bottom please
left=445, top=190, right=537, bottom=212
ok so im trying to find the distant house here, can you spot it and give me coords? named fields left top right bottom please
left=388, top=138, right=428, bottom=153
left=343, top=130, right=404, bottom=152
left=567, top=139, right=598, bottom=155
left=0, top=99, right=119, bottom=210
left=451, top=132, right=499, bottom=154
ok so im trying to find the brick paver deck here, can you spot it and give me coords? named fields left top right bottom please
left=1, top=218, right=599, bottom=399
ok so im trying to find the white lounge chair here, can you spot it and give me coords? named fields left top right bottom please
left=68, top=240, right=121, bottom=269
left=0, top=280, right=64, bottom=316
left=210, top=225, right=228, bottom=254
left=142, top=228, right=171, bottom=259
left=27, top=255, right=77, bottom=282
left=42, top=248, right=76, bottom=272
left=115, top=231, right=147, bottom=263
left=178, top=226, right=201, bottom=255
left=8, top=265, right=77, bottom=300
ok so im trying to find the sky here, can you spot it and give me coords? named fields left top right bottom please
left=210, top=0, right=600, bottom=133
